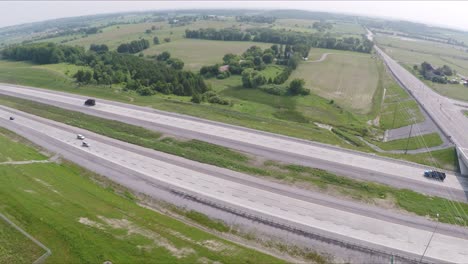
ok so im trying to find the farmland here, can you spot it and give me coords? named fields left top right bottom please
left=289, top=52, right=379, bottom=114
left=0, top=129, right=284, bottom=263
left=143, top=39, right=271, bottom=71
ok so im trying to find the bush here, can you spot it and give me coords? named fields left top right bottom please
left=191, top=93, right=202, bottom=104
left=288, top=78, right=310, bottom=95
left=259, top=84, right=286, bottom=95
left=208, top=95, right=230, bottom=105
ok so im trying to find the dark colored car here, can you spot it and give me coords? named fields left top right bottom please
left=424, top=170, right=446, bottom=181
left=9, top=116, right=14, bottom=120
left=84, top=99, right=96, bottom=106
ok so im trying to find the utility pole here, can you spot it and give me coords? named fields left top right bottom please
left=404, top=123, right=414, bottom=154
left=391, top=103, right=399, bottom=129
left=419, top=214, right=439, bottom=263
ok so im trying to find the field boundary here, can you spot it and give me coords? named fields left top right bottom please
left=0, top=212, right=51, bottom=264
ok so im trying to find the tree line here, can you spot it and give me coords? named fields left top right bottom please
left=1, top=43, right=208, bottom=97
left=414, top=62, right=454, bottom=84
left=116, top=39, right=150, bottom=54
left=185, top=27, right=373, bottom=53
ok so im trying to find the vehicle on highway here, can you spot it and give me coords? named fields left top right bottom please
left=9, top=116, right=14, bottom=120
left=82, top=141, right=90, bottom=147
left=76, top=134, right=85, bottom=140
left=84, top=99, right=96, bottom=106
left=424, top=170, right=446, bottom=181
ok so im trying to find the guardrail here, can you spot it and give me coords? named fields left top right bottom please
left=169, top=189, right=430, bottom=264
left=0, top=212, right=51, bottom=264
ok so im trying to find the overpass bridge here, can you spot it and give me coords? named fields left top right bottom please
left=374, top=45, right=468, bottom=175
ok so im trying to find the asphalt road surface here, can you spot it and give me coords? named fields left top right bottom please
left=0, top=83, right=467, bottom=202
left=1, top=105, right=468, bottom=263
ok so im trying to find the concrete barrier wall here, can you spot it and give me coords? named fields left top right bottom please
left=457, top=147, right=468, bottom=176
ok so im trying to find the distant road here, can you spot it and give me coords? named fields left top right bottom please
left=0, top=83, right=467, bottom=202
left=1, top=105, right=467, bottom=263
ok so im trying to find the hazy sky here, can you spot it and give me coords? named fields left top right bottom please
left=1, top=1, right=468, bottom=31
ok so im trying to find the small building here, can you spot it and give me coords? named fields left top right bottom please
left=218, top=65, right=230, bottom=73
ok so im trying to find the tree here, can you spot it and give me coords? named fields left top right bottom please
left=164, top=37, right=171, bottom=43
left=167, top=58, right=184, bottom=70
left=271, top=44, right=279, bottom=55
left=288, top=78, right=309, bottom=95
left=153, top=36, right=160, bottom=45
left=151, top=25, right=156, bottom=30
left=262, top=53, right=273, bottom=64
left=223, top=53, right=238, bottom=64
left=156, top=51, right=171, bottom=61
left=241, top=68, right=265, bottom=88
left=90, top=44, right=109, bottom=54
left=145, top=29, right=152, bottom=34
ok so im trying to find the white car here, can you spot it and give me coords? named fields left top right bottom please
left=77, top=134, right=85, bottom=140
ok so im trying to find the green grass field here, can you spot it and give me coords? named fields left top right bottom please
left=379, top=74, right=425, bottom=130
left=143, top=39, right=271, bottom=71
left=0, top=127, right=47, bottom=162
left=0, top=217, right=45, bottom=264
left=373, top=133, right=443, bottom=151
left=0, top=130, right=284, bottom=263
left=289, top=52, right=379, bottom=114
left=385, top=147, right=459, bottom=171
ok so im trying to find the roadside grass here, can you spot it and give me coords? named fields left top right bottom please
left=0, top=129, right=284, bottom=263
left=263, top=161, right=468, bottom=226
left=384, top=147, right=459, bottom=172
left=221, top=85, right=367, bottom=133
left=464, top=111, right=468, bottom=117
left=372, top=133, right=443, bottom=151
left=0, top=96, right=466, bottom=226
left=0, top=127, right=47, bottom=162
left=0, top=217, right=45, bottom=264
left=379, top=80, right=425, bottom=130
left=0, top=161, right=285, bottom=264
left=288, top=52, right=379, bottom=114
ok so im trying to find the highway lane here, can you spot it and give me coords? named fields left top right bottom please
left=0, top=84, right=467, bottom=202
left=1, top=105, right=468, bottom=263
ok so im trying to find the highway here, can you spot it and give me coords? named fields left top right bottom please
left=369, top=28, right=468, bottom=174
left=0, top=83, right=467, bottom=202
left=1, top=105, right=468, bottom=263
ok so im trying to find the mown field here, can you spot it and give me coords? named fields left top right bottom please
left=0, top=130, right=284, bottom=264
left=289, top=52, right=379, bottom=114
left=143, top=39, right=271, bottom=71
